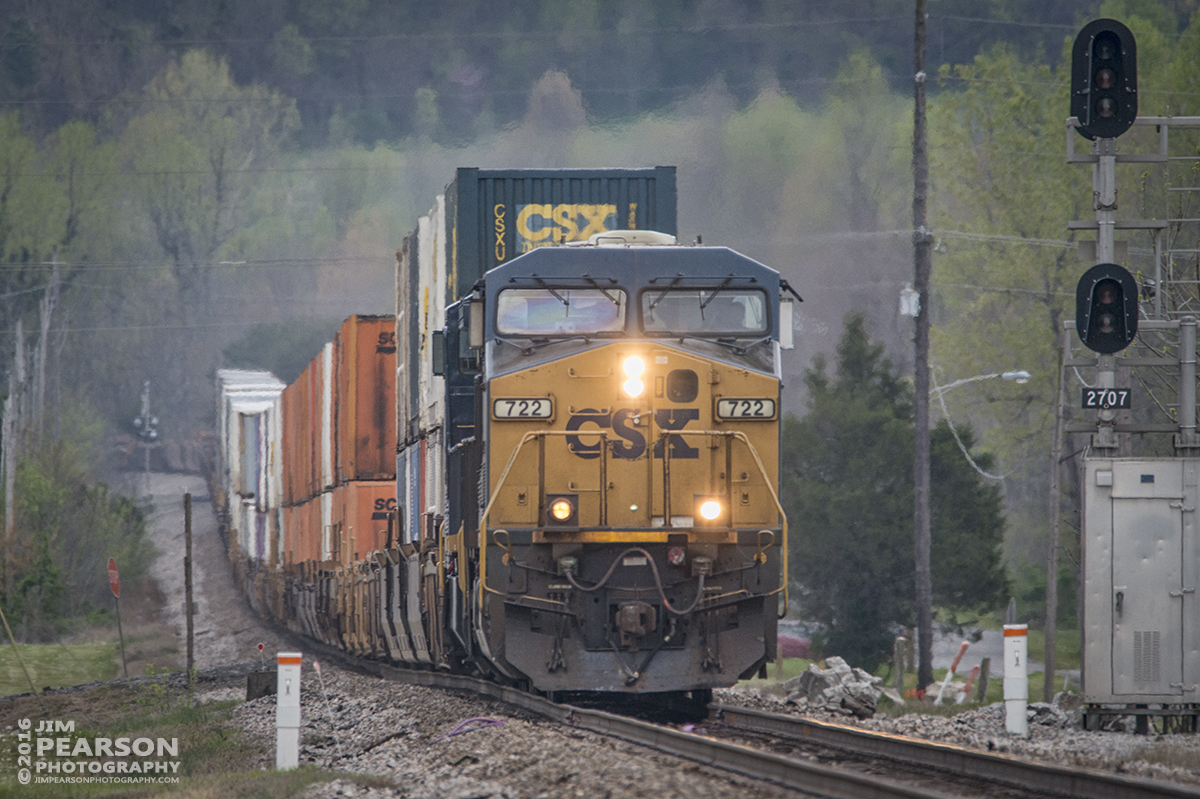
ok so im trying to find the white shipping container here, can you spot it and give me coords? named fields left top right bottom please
left=322, top=342, right=335, bottom=491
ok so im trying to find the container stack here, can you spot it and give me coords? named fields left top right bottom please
left=216, top=369, right=286, bottom=566
left=280, top=315, right=398, bottom=566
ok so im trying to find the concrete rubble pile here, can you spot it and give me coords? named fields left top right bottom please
left=782, top=656, right=884, bottom=719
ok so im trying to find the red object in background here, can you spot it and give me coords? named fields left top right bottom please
left=107, top=557, right=120, bottom=598
left=778, top=634, right=810, bottom=659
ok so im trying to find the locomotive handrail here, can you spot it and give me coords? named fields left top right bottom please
left=654, top=429, right=789, bottom=618
left=479, top=430, right=605, bottom=602
left=478, top=429, right=789, bottom=619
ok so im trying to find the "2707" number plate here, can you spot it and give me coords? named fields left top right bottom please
left=1082, top=388, right=1131, bottom=410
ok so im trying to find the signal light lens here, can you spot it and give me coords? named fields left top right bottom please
left=550, top=499, right=574, bottom=522
left=1097, top=97, right=1116, bottom=118
left=623, top=377, right=644, bottom=397
left=623, top=356, right=645, bottom=377
left=699, top=500, right=722, bottom=521
left=1095, top=68, right=1116, bottom=89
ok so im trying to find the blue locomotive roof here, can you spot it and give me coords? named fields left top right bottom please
left=483, top=244, right=781, bottom=302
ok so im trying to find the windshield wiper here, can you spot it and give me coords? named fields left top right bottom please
left=533, top=276, right=569, bottom=306
left=677, top=334, right=770, bottom=357
left=494, top=334, right=591, bottom=355
left=581, top=275, right=620, bottom=306
left=647, top=274, right=684, bottom=310
left=699, top=276, right=735, bottom=310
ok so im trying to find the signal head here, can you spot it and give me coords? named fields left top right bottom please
left=1070, top=19, right=1137, bottom=140
left=1076, top=263, right=1139, bottom=353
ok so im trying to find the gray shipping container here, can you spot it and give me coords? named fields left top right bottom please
left=440, top=166, right=677, bottom=306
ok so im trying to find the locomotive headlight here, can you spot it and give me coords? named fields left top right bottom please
left=545, top=493, right=578, bottom=526
left=622, top=356, right=646, bottom=396
left=550, top=499, right=574, bottom=521
left=694, top=494, right=726, bottom=527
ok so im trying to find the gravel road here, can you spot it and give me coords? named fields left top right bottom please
left=139, top=471, right=291, bottom=670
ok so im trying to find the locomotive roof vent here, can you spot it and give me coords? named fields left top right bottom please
left=578, top=230, right=678, bottom=247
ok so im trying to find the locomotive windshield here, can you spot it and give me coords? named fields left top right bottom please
left=641, top=288, right=768, bottom=336
left=496, top=288, right=627, bottom=335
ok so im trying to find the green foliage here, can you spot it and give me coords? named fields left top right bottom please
left=5, top=416, right=154, bottom=638
left=9, top=528, right=65, bottom=640
left=785, top=314, right=1008, bottom=671
left=123, top=50, right=300, bottom=300
left=223, top=318, right=344, bottom=384
left=929, top=425, right=1008, bottom=609
left=1007, top=555, right=1079, bottom=628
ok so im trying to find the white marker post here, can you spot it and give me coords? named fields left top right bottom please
left=276, top=652, right=302, bottom=769
left=1003, top=624, right=1028, bottom=736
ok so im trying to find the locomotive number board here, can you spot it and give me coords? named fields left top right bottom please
left=1081, top=388, right=1131, bottom=410
left=493, top=397, right=554, bottom=419
left=716, top=398, right=777, bottom=419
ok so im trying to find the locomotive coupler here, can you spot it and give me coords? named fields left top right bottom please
left=616, top=601, right=657, bottom=650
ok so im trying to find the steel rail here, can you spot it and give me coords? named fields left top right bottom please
left=712, top=704, right=1200, bottom=799
left=378, top=665, right=961, bottom=799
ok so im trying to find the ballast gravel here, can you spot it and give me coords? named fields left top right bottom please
left=224, top=662, right=1200, bottom=798
left=716, top=685, right=1200, bottom=788
left=230, top=666, right=798, bottom=799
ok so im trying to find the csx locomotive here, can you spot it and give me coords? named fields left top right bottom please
left=217, top=172, right=795, bottom=702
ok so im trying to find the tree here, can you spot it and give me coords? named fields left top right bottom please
left=122, top=50, right=300, bottom=311
left=784, top=314, right=1007, bottom=671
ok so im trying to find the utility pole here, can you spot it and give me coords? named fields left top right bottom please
left=912, top=0, right=935, bottom=693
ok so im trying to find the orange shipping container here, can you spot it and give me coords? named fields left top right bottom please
left=336, top=316, right=398, bottom=483
left=307, top=355, right=321, bottom=500
left=334, top=481, right=397, bottom=560
left=282, top=504, right=296, bottom=565
left=281, top=381, right=300, bottom=506
left=303, top=496, right=321, bottom=564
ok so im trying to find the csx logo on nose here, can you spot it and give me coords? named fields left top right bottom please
left=565, top=408, right=699, bottom=460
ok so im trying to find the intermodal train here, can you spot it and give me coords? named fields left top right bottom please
left=215, top=168, right=797, bottom=702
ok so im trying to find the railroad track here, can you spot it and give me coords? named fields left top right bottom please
left=710, top=704, right=1200, bottom=799
left=372, top=663, right=1200, bottom=799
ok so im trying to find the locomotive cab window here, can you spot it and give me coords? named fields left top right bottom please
left=496, top=288, right=627, bottom=336
left=641, top=288, right=767, bottom=336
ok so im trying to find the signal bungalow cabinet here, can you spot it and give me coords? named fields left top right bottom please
left=1083, top=458, right=1200, bottom=707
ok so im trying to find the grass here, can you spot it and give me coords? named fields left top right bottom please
left=0, top=642, right=119, bottom=697
left=0, top=672, right=396, bottom=798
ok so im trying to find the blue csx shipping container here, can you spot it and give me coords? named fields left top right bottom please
left=434, top=167, right=678, bottom=306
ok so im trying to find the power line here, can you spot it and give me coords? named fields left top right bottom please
left=0, top=256, right=384, bottom=271
left=0, top=16, right=915, bottom=51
